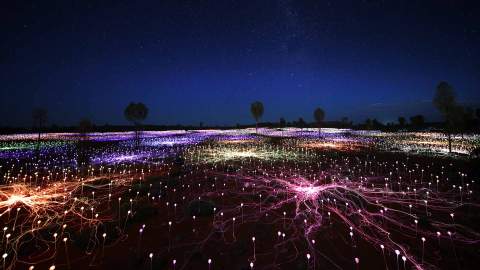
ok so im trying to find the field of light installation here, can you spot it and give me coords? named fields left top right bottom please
left=0, top=128, right=479, bottom=270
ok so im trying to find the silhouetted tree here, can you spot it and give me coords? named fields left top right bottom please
left=78, top=118, right=92, bottom=138
left=250, top=101, right=264, bottom=133
left=340, top=117, right=350, bottom=127
left=77, top=118, right=93, bottom=169
left=433, top=81, right=458, bottom=153
left=313, top=107, right=325, bottom=137
left=279, top=117, right=286, bottom=136
left=32, top=108, right=48, bottom=151
left=365, top=118, right=373, bottom=130
left=297, top=117, right=306, bottom=129
left=410, top=115, right=425, bottom=128
left=372, top=119, right=383, bottom=128
left=398, top=117, right=406, bottom=127
left=124, top=102, right=149, bottom=146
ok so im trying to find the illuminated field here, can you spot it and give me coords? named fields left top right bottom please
left=0, top=128, right=479, bottom=270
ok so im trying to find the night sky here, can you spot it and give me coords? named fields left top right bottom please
left=1, top=0, right=479, bottom=127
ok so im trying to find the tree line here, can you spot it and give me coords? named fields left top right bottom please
left=28, top=81, right=480, bottom=152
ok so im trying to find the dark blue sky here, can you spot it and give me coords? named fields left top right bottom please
left=1, top=0, right=479, bottom=127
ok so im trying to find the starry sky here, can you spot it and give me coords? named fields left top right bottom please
left=1, top=0, right=479, bottom=127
